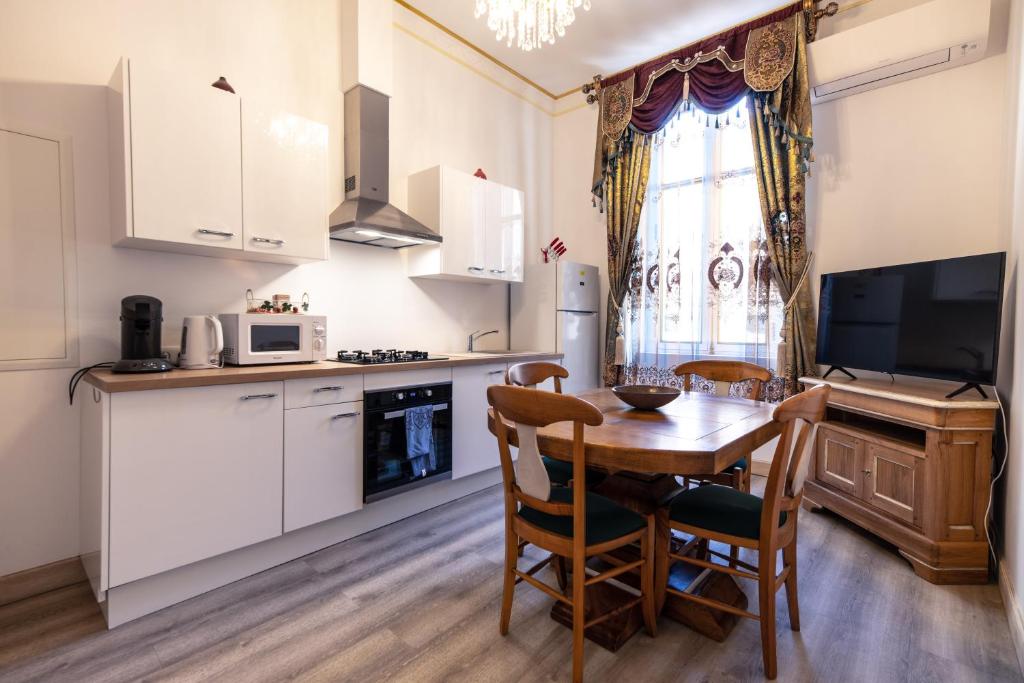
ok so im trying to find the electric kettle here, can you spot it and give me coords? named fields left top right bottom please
left=179, top=315, right=224, bottom=369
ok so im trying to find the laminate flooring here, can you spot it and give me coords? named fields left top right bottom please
left=0, top=479, right=1020, bottom=682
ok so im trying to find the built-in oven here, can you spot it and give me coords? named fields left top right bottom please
left=363, top=382, right=453, bottom=503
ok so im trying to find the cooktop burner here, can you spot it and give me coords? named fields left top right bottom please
left=330, top=349, right=449, bottom=365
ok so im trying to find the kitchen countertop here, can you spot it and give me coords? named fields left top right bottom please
left=84, top=351, right=563, bottom=393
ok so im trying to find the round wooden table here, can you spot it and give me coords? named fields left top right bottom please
left=489, top=387, right=781, bottom=648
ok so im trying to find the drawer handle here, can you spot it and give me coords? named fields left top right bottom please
left=241, top=393, right=278, bottom=400
left=252, top=236, right=286, bottom=246
left=467, top=266, right=485, bottom=272
left=198, top=228, right=235, bottom=238
left=487, top=370, right=504, bottom=375
left=314, top=385, right=344, bottom=393
left=331, top=412, right=360, bottom=420
left=489, top=269, right=506, bottom=274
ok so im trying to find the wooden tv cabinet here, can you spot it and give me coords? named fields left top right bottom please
left=799, top=376, right=997, bottom=584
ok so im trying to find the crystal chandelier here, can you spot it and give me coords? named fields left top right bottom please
left=474, top=0, right=592, bottom=52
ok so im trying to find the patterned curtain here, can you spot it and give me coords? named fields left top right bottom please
left=748, top=12, right=817, bottom=396
left=601, top=128, right=653, bottom=386
left=619, top=105, right=787, bottom=403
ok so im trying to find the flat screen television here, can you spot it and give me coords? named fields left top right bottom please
left=815, top=252, right=1005, bottom=395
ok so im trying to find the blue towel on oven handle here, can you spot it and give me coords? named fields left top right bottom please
left=405, top=404, right=434, bottom=477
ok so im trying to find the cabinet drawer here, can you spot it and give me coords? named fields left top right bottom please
left=285, top=375, right=363, bottom=409
left=864, top=443, right=924, bottom=527
left=284, top=400, right=363, bottom=532
left=815, top=425, right=864, bottom=497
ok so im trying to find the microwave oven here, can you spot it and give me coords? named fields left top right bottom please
left=218, top=313, right=327, bottom=365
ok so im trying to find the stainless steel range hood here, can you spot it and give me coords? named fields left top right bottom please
left=329, top=86, right=441, bottom=249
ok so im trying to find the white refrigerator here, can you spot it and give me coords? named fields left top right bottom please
left=511, top=260, right=601, bottom=395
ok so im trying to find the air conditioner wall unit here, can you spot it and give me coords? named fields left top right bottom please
left=808, top=0, right=991, bottom=104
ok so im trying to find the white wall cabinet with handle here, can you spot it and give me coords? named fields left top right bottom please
left=406, top=166, right=524, bottom=283
left=108, top=57, right=327, bottom=264
left=242, top=100, right=328, bottom=261
left=452, top=362, right=507, bottom=479
left=284, top=399, right=364, bottom=532
left=107, top=381, right=284, bottom=587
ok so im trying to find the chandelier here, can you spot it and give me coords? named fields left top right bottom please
left=474, top=0, right=592, bottom=52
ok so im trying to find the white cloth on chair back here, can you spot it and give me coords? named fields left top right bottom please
left=514, top=424, right=551, bottom=501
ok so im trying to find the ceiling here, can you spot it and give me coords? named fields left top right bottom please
left=402, top=0, right=788, bottom=97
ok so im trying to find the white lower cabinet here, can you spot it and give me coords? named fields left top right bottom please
left=452, top=362, right=507, bottom=479
left=284, top=400, right=364, bottom=532
left=108, top=382, right=284, bottom=586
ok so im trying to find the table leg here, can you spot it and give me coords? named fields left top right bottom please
left=654, top=506, right=672, bottom=613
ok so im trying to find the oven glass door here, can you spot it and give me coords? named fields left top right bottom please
left=364, top=386, right=453, bottom=503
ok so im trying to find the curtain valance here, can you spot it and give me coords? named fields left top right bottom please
left=598, top=2, right=804, bottom=138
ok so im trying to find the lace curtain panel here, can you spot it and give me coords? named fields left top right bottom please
left=620, top=99, right=786, bottom=403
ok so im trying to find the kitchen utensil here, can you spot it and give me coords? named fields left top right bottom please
left=612, top=384, right=681, bottom=410
left=179, top=315, right=224, bottom=369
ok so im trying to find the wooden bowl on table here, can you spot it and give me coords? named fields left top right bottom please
left=611, top=384, right=681, bottom=410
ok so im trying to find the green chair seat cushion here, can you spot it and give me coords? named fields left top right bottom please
left=542, top=456, right=607, bottom=487
left=669, top=484, right=786, bottom=540
left=517, top=487, right=646, bottom=546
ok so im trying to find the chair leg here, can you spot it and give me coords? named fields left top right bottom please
left=758, top=548, right=778, bottom=680
left=500, top=531, right=517, bottom=636
left=553, top=554, right=568, bottom=593
left=641, top=520, right=658, bottom=637
left=572, top=551, right=586, bottom=683
left=783, top=535, right=800, bottom=631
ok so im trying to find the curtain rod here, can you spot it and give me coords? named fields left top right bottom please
left=580, top=0, right=849, bottom=102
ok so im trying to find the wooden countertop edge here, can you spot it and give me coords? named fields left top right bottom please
left=84, top=352, right=563, bottom=393
left=799, top=376, right=998, bottom=410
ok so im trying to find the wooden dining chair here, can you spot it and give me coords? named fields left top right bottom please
left=672, top=360, right=773, bottom=494
left=663, top=384, right=830, bottom=680
left=488, top=385, right=657, bottom=683
left=505, top=361, right=585, bottom=488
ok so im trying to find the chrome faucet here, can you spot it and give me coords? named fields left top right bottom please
left=467, top=329, right=499, bottom=352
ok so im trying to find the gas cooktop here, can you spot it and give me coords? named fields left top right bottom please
left=329, top=349, right=450, bottom=365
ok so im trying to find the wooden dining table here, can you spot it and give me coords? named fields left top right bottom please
left=489, top=386, right=781, bottom=650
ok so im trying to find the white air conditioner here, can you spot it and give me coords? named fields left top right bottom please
left=808, top=0, right=991, bottom=103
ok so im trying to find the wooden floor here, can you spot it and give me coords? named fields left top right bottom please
left=0, top=479, right=1020, bottom=682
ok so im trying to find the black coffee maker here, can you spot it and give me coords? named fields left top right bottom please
left=112, top=295, right=174, bottom=373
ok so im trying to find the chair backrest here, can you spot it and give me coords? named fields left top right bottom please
left=487, top=385, right=602, bottom=524
left=505, top=361, right=569, bottom=394
left=673, top=360, right=772, bottom=400
left=760, top=384, right=830, bottom=542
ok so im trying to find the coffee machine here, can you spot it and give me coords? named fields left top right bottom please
left=111, top=295, right=174, bottom=373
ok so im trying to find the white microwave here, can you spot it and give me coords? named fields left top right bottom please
left=219, top=313, right=327, bottom=365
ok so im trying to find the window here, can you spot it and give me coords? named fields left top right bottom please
left=627, top=99, right=782, bottom=374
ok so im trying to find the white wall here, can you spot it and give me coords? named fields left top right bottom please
left=0, top=0, right=552, bottom=576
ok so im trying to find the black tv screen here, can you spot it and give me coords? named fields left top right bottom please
left=815, top=252, right=1006, bottom=385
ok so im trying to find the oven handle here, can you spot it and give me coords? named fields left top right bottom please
left=382, top=403, right=449, bottom=421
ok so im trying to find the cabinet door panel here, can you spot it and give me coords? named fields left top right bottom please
left=501, top=186, right=524, bottom=282
left=242, top=101, right=328, bottom=260
left=129, top=60, right=243, bottom=249
left=284, top=401, right=363, bottom=532
left=109, top=382, right=283, bottom=586
left=815, top=426, right=863, bottom=496
left=452, top=363, right=506, bottom=479
left=441, top=168, right=485, bottom=277
left=864, top=444, right=923, bottom=527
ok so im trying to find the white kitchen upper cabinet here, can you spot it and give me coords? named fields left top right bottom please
left=406, top=166, right=523, bottom=283
left=110, top=58, right=243, bottom=251
left=284, top=400, right=363, bottom=532
left=242, top=101, right=328, bottom=261
left=452, top=362, right=506, bottom=479
left=107, top=58, right=328, bottom=264
left=108, top=382, right=284, bottom=586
